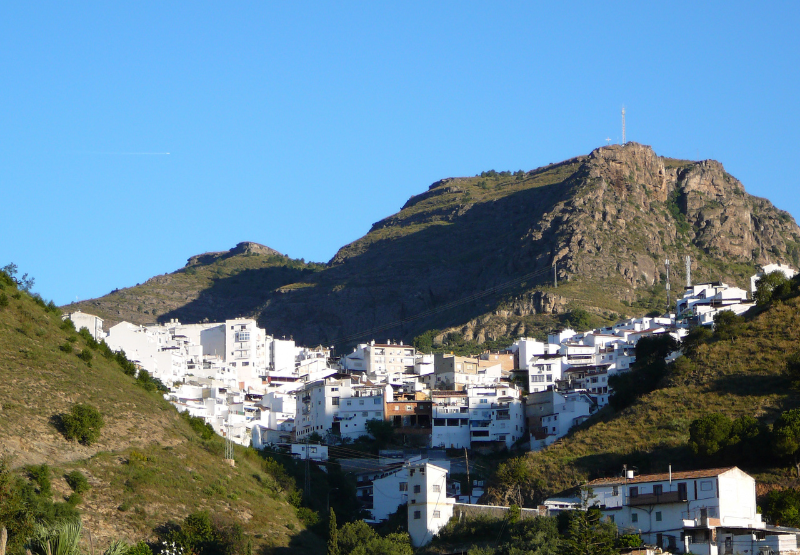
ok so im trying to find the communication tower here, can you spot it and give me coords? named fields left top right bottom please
left=685, top=255, right=692, bottom=288
left=622, top=107, right=626, bottom=144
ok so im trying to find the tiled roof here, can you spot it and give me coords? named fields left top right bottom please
left=586, top=467, right=738, bottom=486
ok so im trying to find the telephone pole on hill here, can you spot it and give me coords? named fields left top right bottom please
left=665, top=258, right=671, bottom=313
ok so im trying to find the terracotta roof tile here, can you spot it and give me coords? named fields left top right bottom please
left=586, top=467, right=739, bottom=486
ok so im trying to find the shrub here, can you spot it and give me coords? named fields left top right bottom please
left=66, top=492, right=82, bottom=506
left=77, top=349, right=93, bottom=363
left=61, top=403, right=104, bottom=445
left=0, top=292, right=8, bottom=308
left=60, top=318, right=76, bottom=331
left=59, top=343, right=74, bottom=354
left=26, top=464, right=52, bottom=496
left=180, top=411, right=216, bottom=440
left=65, top=470, right=91, bottom=494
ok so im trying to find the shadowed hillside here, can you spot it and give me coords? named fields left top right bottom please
left=68, top=144, right=800, bottom=349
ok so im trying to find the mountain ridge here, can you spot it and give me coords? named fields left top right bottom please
left=65, top=143, right=800, bottom=348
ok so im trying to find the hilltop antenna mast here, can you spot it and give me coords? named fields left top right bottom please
left=685, top=255, right=692, bottom=287
left=553, top=262, right=557, bottom=288
left=621, top=107, right=626, bottom=144
left=665, top=258, right=671, bottom=313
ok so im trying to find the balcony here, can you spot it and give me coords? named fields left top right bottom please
left=628, top=491, right=687, bottom=506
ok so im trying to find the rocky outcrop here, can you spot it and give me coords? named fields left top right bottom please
left=69, top=144, right=800, bottom=347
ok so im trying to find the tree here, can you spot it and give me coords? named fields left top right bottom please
left=338, top=520, right=413, bottom=555
left=60, top=403, right=104, bottom=445
left=565, top=309, right=593, bottom=331
left=689, top=414, right=732, bottom=457
left=365, top=419, right=395, bottom=449
left=786, top=351, right=800, bottom=389
left=774, top=409, right=800, bottom=477
left=681, top=325, right=713, bottom=357
left=0, top=263, right=34, bottom=292
left=327, top=509, right=339, bottom=555
left=713, top=311, right=746, bottom=342
left=755, top=271, right=791, bottom=306
left=561, top=508, right=616, bottom=555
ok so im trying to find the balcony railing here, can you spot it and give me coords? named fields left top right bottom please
left=628, top=491, right=687, bottom=506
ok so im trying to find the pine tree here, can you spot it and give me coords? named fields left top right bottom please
left=327, top=508, right=339, bottom=555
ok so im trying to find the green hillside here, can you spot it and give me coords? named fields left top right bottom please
left=68, top=144, right=800, bottom=351
left=0, top=273, right=323, bottom=554
left=485, top=278, right=800, bottom=512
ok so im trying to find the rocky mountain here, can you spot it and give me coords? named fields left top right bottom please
left=66, top=144, right=800, bottom=348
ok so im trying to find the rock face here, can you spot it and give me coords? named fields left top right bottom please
left=69, top=144, right=800, bottom=347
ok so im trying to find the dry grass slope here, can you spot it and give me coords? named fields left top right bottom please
left=0, top=288, right=321, bottom=554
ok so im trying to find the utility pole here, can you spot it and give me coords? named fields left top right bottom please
left=553, top=263, right=557, bottom=288
left=464, top=447, right=470, bottom=499
left=304, top=434, right=311, bottom=500
left=665, top=258, right=671, bottom=313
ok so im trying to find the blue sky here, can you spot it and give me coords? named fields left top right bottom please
left=2, top=2, right=798, bottom=305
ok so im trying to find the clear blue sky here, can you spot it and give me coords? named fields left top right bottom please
left=2, top=2, right=798, bottom=305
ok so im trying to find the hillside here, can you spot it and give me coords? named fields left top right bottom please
left=67, top=144, right=800, bottom=348
left=484, top=290, right=800, bottom=508
left=0, top=278, right=323, bottom=554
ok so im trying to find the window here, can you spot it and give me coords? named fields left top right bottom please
left=631, top=513, right=638, bottom=523
left=400, top=482, right=408, bottom=491
left=394, top=406, right=399, bottom=411
left=359, top=400, right=364, bottom=405
left=630, top=487, right=638, bottom=497
left=700, top=480, right=713, bottom=491
left=655, top=511, right=662, bottom=522
left=432, top=485, right=440, bottom=492
left=413, top=511, right=421, bottom=520
left=612, top=486, right=619, bottom=496
left=480, top=399, right=487, bottom=404
left=413, top=485, right=421, bottom=493
left=374, top=398, right=380, bottom=405
left=406, top=405, right=413, bottom=411
left=433, top=510, right=441, bottom=518
left=236, top=332, right=250, bottom=342
left=362, top=411, right=368, bottom=417
left=346, top=401, right=352, bottom=406
left=332, top=397, right=340, bottom=406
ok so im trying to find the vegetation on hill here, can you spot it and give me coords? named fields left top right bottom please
left=485, top=273, right=800, bottom=517
left=0, top=268, right=322, bottom=554
left=68, top=144, right=800, bottom=354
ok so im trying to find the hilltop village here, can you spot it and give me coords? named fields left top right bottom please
left=59, top=263, right=798, bottom=549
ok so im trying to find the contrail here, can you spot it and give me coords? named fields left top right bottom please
left=75, top=151, right=171, bottom=155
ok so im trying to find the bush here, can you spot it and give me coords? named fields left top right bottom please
left=180, top=411, right=216, bottom=440
left=0, top=292, right=8, bottom=308
left=26, top=464, right=52, bottom=496
left=59, top=343, right=74, bottom=354
left=61, top=403, right=104, bottom=445
left=65, top=470, right=91, bottom=493
left=65, top=492, right=82, bottom=506
left=77, top=349, right=93, bottom=363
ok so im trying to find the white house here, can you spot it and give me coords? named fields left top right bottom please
left=291, top=443, right=328, bottom=461
left=527, top=390, right=596, bottom=450
left=584, top=467, right=772, bottom=554
left=63, top=311, right=105, bottom=341
left=751, top=263, right=797, bottom=293
left=408, top=462, right=455, bottom=547
left=369, top=457, right=451, bottom=522
left=295, top=378, right=391, bottom=440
